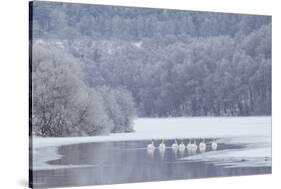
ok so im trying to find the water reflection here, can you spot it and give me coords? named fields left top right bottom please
left=199, top=148, right=206, bottom=153
left=32, top=139, right=271, bottom=188
left=178, top=149, right=185, bottom=158
left=147, top=148, right=155, bottom=160
left=172, top=148, right=178, bottom=159
left=187, top=148, right=195, bottom=155
left=159, top=149, right=165, bottom=160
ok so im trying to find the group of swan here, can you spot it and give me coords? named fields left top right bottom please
left=147, top=138, right=217, bottom=152
left=147, top=139, right=166, bottom=151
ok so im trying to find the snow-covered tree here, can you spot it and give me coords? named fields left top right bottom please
left=32, top=44, right=115, bottom=136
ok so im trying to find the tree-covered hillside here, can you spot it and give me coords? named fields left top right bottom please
left=30, top=2, right=271, bottom=136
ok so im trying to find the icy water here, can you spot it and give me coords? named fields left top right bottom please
left=31, top=139, right=271, bottom=188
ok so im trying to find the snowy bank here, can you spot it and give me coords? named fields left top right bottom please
left=33, top=116, right=271, bottom=148
left=180, top=136, right=271, bottom=168
left=32, top=147, right=95, bottom=170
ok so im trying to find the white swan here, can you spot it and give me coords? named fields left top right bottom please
left=178, top=139, right=186, bottom=151
left=172, top=139, right=179, bottom=150
left=211, top=140, right=218, bottom=151
left=147, top=139, right=155, bottom=151
left=199, top=138, right=206, bottom=152
left=192, top=139, right=198, bottom=153
left=187, top=139, right=193, bottom=151
left=159, top=139, right=166, bottom=151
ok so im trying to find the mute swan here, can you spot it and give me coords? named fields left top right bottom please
left=147, top=139, right=155, bottom=151
left=199, top=138, right=206, bottom=152
left=211, top=140, right=218, bottom=151
left=187, top=139, right=193, bottom=151
left=172, top=139, right=179, bottom=150
left=159, top=139, right=166, bottom=151
left=178, top=139, right=186, bottom=151
left=192, top=139, right=198, bottom=152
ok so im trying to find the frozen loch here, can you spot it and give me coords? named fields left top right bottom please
left=31, top=117, right=271, bottom=188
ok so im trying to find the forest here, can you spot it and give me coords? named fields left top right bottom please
left=31, top=2, right=271, bottom=137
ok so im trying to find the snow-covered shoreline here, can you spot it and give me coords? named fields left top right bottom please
left=33, top=116, right=271, bottom=148
left=180, top=135, right=271, bottom=168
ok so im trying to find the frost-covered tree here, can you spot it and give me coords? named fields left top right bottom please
left=32, top=44, right=86, bottom=136
left=114, top=88, right=136, bottom=132
left=75, top=89, right=113, bottom=136
left=31, top=1, right=271, bottom=118
left=32, top=45, right=116, bottom=136
left=96, top=86, right=136, bottom=133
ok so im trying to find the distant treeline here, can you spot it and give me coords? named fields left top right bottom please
left=31, top=2, right=271, bottom=136
left=32, top=2, right=271, bottom=40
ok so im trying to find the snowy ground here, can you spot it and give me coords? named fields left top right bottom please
left=32, top=116, right=271, bottom=170
left=33, top=117, right=271, bottom=148
left=180, top=136, right=271, bottom=168
left=32, top=146, right=95, bottom=170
